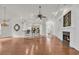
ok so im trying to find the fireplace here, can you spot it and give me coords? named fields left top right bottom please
left=63, top=32, right=70, bottom=47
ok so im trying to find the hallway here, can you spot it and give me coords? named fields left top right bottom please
left=0, top=36, right=79, bottom=55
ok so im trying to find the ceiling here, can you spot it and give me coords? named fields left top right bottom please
left=0, top=4, right=71, bottom=23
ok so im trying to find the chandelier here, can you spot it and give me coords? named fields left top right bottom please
left=1, top=6, right=8, bottom=27
left=1, top=20, right=8, bottom=26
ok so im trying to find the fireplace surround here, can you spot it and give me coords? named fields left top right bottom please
left=63, top=31, right=70, bottom=46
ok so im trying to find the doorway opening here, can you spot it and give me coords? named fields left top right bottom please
left=46, top=20, right=54, bottom=38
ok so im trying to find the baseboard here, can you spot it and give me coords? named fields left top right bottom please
left=70, top=43, right=79, bottom=51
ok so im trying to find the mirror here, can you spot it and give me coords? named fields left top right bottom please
left=14, top=24, right=20, bottom=31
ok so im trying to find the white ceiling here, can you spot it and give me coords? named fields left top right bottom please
left=0, top=4, right=71, bottom=23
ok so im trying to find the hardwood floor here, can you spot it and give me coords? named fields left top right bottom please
left=0, top=36, right=79, bottom=55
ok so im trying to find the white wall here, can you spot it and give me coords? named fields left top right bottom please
left=54, top=16, right=63, bottom=40
left=70, top=5, right=79, bottom=51
left=0, top=17, right=26, bottom=37
left=1, top=19, right=12, bottom=37
left=55, top=5, right=79, bottom=51
left=11, top=18, right=24, bottom=37
left=0, top=17, right=48, bottom=37
left=0, top=4, right=59, bottom=38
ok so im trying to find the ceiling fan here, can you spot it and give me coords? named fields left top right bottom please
left=37, top=5, right=46, bottom=20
